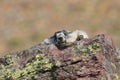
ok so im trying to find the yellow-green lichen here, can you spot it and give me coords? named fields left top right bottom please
left=112, top=73, right=119, bottom=80
left=55, top=61, right=61, bottom=66
left=72, top=40, right=101, bottom=58
left=87, top=41, right=101, bottom=54
left=111, top=62, right=116, bottom=69
left=0, top=53, right=54, bottom=80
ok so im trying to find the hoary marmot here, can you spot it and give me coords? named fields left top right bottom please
left=43, top=30, right=88, bottom=49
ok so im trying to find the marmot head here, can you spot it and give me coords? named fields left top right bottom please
left=52, top=30, right=70, bottom=49
left=54, top=30, right=69, bottom=44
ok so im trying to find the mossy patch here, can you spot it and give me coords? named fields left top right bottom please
left=72, top=40, right=101, bottom=58
left=0, top=54, right=54, bottom=80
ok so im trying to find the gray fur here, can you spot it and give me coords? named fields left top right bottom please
left=42, top=30, right=88, bottom=49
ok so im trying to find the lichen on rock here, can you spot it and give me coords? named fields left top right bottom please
left=0, top=34, right=120, bottom=80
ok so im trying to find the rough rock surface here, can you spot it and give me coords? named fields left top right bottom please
left=0, top=34, right=120, bottom=80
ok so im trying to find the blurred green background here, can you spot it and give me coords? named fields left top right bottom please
left=0, top=0, right=120, bottom=55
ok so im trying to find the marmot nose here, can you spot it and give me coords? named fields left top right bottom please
left=58, top=37, right=63, bottom=41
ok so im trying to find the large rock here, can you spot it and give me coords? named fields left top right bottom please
left=0, top=34, right=120, bottom=80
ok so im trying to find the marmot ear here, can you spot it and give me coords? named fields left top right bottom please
left=62, top=30, right=69, bottom=36
left=51, top=32, right=57, bottom=42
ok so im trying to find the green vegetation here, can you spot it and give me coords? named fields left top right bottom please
left=30, top=32, right=41, bottom=42
left=0, top=0, right=120, bottom=53
left=72, top=40, right=101, bottom=58
left=0, top=54, right=53, bottom=80
left=112, top=73, right=119, bottom=80
left=6, top=37, right=23, bottom=49
left=1, top=37, right=119, bottom=80
left=0, top=40, right=102, bottom=80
